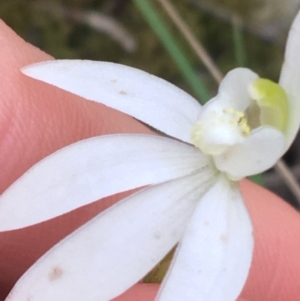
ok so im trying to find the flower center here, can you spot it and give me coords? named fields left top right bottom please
left=191, top=78, right=289, bottom=157
left=191, top=107, right=251, bottom=156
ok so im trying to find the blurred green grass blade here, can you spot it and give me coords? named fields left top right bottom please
left=133, top=0, right=210, bottom=102
left=248, top=174, right=264, bottom=186
left=232, top=16, right=247, bottom=67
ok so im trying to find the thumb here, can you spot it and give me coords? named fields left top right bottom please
left=0, top=20, right=150, bottom=299
left=0, top=20, right=150, bottom=193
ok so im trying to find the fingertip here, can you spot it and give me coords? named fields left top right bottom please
left=0, top=19, right=51, bottom=71
left=0, top=21, right=151, bottom=192
left=112, top=283, right=159, bottom=301
left=111, top=284, right=249, bottom=301
left=240, top=180, right=300, bottom=300
left=0, top=19, right=53, bottom=191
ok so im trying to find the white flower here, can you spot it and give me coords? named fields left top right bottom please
left=1, top=11, right=300, bottom=301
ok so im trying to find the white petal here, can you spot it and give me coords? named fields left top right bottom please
left=279, top=10, right=300, bottom=150
left=6, top=172, right=216, bottom=301
left=214, top=126, right=285, bottom=179
left=156, top=176, right=253, bottom=301
left=0, top=134, right=209, bottom=231
left=205, top=68, right=258, bottom=112
left=22, top=60, right=201, bottom=143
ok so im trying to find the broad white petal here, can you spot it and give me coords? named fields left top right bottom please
left=6, top=172, right=216, bottom=301
left=214, top=126, right=285, bottom=179
left=22, top=60, right=201, bottom=143
left=156, top=176, right=253, bottom=301
left=204, top=68, right=258, bottom=112
left=0, top=134, right=210, bottom=231
left=279, top=10, right=300, bottom=150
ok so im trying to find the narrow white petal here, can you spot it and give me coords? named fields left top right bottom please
left=22, top=60, right=201, bottom=143
left=0, top=134, right=209, bottom=231
left=279, top=10, right=300, bottom=150
left=214, top=126, right=285, bottom=179
left=157, top=176, right=253, bottom=301
left=205, top=68, right=258, bottom=112
left=6, top=172, right=216, bottom=301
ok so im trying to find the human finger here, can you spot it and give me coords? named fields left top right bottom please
left=240, top=180, right=300, bottom=301
left=0, top=20, right=150, bottom=299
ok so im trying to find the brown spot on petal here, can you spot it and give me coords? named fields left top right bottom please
left=48, top=266, right=64, bottom=282
left=119, top=90, right=127, bottom=95
left=154, top=232, right=161, bottom=240
left=219, top=233, right=228, bottom=243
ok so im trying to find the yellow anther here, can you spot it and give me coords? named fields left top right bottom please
left=223, top=108, right=250, bottom=136
left=238, top=117, right=251, bottom=135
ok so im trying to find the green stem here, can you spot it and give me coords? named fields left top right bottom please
left=133, top=0, right=210, bottom=102
left=232, top=15, right=247, bottom=67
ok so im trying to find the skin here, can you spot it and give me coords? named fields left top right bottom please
left=0, top=19, right=300, bottom=301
